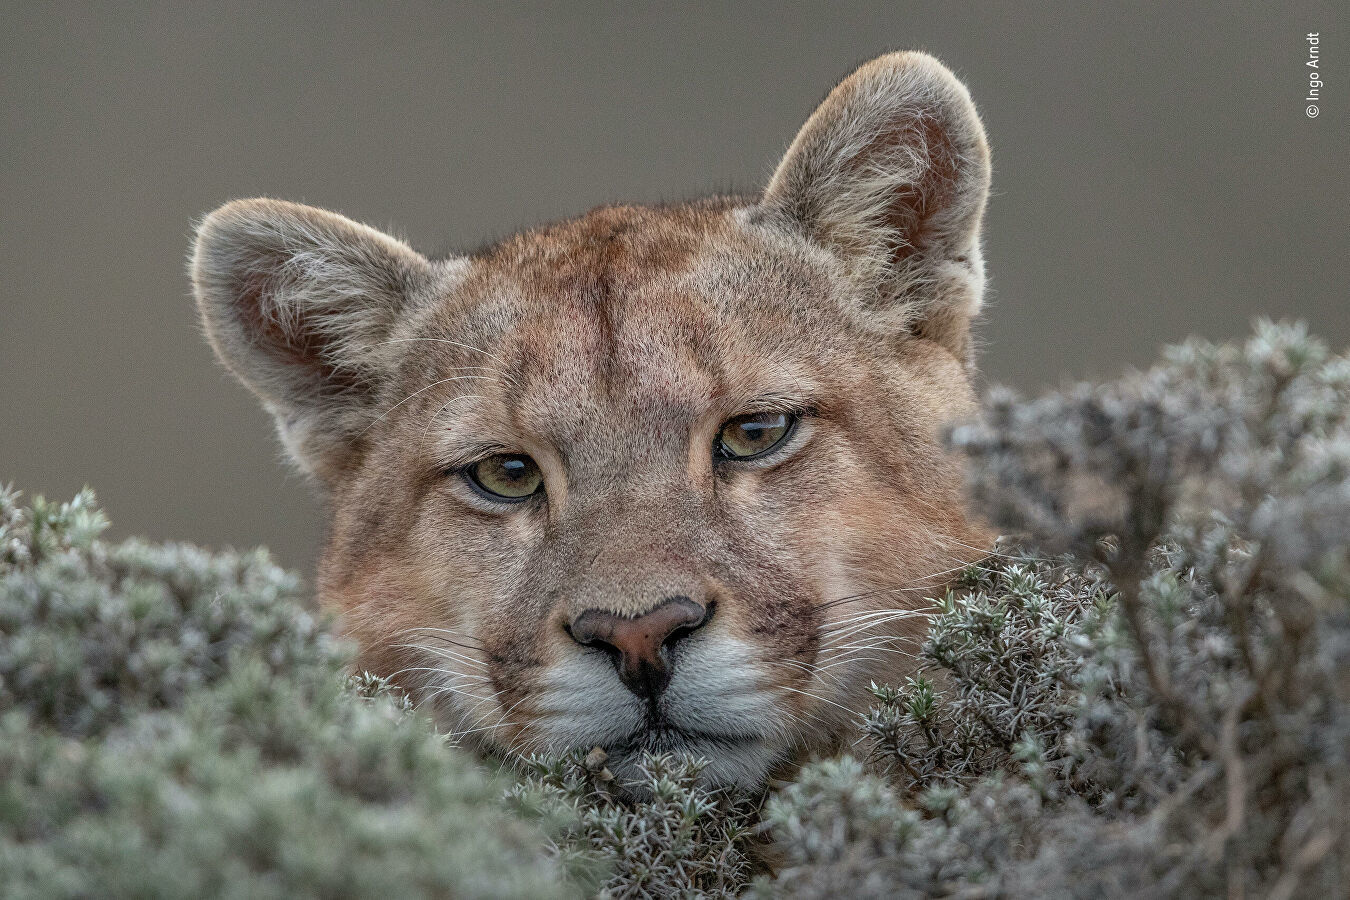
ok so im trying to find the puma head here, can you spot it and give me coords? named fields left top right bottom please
left=192, top=51, right=992, bottom=790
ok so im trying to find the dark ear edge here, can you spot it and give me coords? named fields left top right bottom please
left=758, top=51, right=991, bottom=357
left=191, top=198, right=435, bottom=481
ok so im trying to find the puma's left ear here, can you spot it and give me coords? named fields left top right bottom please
left=759, top=52, right=991, bottom=357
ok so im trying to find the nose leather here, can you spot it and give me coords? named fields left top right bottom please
left=568, top=596, right=708, bottom=699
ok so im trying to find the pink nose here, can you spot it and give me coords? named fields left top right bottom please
left=567, top=597, right=709, bottom=699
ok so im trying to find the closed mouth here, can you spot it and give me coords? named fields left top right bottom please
left=600, top=724, right=783, bottom=793
left=609, top=721, right=758, bottom=757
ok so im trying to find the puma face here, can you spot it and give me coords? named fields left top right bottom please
left=192, top=52, right=993, bottom=790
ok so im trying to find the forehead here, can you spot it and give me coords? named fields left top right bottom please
left=413, top=203, right=854, bottom=449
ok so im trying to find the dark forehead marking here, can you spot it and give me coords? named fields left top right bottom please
left=473, top=201, right=745, bottom=399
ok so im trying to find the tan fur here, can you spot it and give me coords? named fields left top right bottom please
left=192, top=52, right=993, bottom=789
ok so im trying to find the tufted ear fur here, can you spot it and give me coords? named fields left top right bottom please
left=759, top=52, right=991, bottom=358
left=191, top=198, right=437, bottom=482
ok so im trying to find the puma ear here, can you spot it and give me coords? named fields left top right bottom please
left=191, top=198, right=436, bottom=481
left=759, top=52, right=991, bottom=357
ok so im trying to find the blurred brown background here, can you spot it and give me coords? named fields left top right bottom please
left=2, top=1, right=1345, bottom=574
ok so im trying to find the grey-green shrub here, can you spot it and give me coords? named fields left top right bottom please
left=0, top=487, right=578, bottom=900
left=516, top=749, right=757, bottom=898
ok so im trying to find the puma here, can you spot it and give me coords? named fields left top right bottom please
left=192, top=51, right=992, bottom=789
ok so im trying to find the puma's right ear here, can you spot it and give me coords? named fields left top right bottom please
left=759, top=52, right=991, bottom=358
left=191, top=198, right=436, bottom=482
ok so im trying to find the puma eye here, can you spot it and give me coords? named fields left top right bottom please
left=715, top=411, right=798, bottom=461
left=465, top=454, right=544, bottom=501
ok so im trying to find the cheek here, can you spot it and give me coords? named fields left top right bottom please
left=407, top=487, right=548, bottom=600
left=334, top=486, right=555, bottom=689
left=722, top=445, right=975, bottom=654
left=835, top=468, right=985, bottom=595
left=702, top=495, right=827, bottom=662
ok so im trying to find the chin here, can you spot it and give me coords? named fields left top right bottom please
left=602, top=727, right=787, bottom=794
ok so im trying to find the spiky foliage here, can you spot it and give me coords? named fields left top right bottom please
left=515, top=748, right=758, bottom=899
left=861, top=551, right=1112, bottom=797
left=0, top=486, right=576, bottom=900
left=761, top=322, right=1350, bottom=898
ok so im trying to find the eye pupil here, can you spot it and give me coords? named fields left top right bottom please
left=467, top=454, right=543, bottom=501
left=716, top=412, right=796, bottom=460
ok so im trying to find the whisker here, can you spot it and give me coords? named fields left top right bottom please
left=418, top=681, right=500, bottom=707
left=393, top=642, right=487, bottom=672
left=359, top=375, right=496, bottom=437
left=387, top=665, right=499, bottom=705
left=774, top=701, right=838, bottom=739
left=820, top=610, right=934, bottom=645
left=422, top=394, right=488, bottom=441
left=484, top=693, right=532, bottom=734
left=450, top=692, right=537, bottom=748
left=391, top=625, right=485, bottom=651
left=814, top=584, right=918, bottom=612
left=445, top=703, right=508, bottom=742
left=796, top=653, right=888, bottom=673
left=777, top=684, right=860, bottom=718
left=827, top=643, right=921, bottom=660
left=822, top=607, right=934, bottom=628
left=812, top=569, right=961, bottom=614
left=451, top=720, right=519, bottom=740
left=770, top=655, right=885, bottom=682
left=809, top=535, right=1016, bottom=615
left=376, top=337, right=513, bottom=371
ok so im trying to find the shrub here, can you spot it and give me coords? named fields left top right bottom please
left=0, top=487, right=576, bottom=900
left=516, top=749, right=757, bottom=898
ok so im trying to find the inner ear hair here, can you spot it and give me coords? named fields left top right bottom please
left=758, top=51, right=991, bottom=358
left=191, top=198, right=436, bottom=481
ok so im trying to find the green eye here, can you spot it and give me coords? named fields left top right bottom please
left=466, top=454, right=544, bottom=501
left=715, top=412, right=797, bottom=461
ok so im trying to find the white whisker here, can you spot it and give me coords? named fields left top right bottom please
left=377, top=337, right=513, bottom=371
left=359, top=375, right=495, bottom=437
left=393, top=642, right=487, bottom=672
left=777, top=684, right=860, bottom=718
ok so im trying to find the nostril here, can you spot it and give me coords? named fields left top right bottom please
left=565, top=612, right=615, bottom=652
left=663, top=597, right=713, bottom=649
